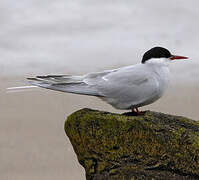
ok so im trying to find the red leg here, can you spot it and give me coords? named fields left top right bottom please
left=122, top=108, right=144, bottom=116
left=131, top=108, right=136, bottom=113
left=135, top=107, right=142, bottom=115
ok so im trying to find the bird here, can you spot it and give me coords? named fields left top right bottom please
left=8, top=47, right=188, bottom=115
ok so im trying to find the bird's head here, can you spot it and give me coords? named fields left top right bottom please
left=142, top=47, right=188, bottom=64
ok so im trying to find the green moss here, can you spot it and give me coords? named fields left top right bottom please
left=65, top=108, right=199, bottom=179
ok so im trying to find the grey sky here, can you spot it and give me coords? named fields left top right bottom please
left=1, top=0, right=198, bottom=83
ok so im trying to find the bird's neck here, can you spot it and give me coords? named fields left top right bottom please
left=146, top=59, right=170, bottom=76
left=145, top=58, right=170, bottom=77
left=146, top=58, right=170, bottom=95
left=145, top=58, right=170, bottom=67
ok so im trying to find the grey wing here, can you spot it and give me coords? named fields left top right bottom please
left=27, top=69, right=117, bottom=96
left=27, top=64, right=158, bottom=105
left=92, top=64, right=160, bottom=107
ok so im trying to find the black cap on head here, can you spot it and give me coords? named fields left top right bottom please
left=142, top=47, right=172, bottom=63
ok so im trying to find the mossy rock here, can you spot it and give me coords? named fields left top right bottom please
left=65, top=108, right=199, bottom=180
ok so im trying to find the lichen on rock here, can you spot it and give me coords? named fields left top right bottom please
left=65, top=108, right=199, bottom=180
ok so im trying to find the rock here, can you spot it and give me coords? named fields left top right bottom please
left=65, top=108, right=199, bottom=180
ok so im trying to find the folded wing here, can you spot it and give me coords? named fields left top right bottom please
left=27, top=69, right=117, bottom=96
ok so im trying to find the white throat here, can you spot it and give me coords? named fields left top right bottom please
left=145, top=58, right=170, bottom=67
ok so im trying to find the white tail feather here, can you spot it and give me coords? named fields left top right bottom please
left=6, top=85, right=38, bottom=93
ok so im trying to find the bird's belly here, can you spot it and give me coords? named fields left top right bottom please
left=132, top=91, right=162, bottom=108
left=100, top=78, right=168, bottom=110
left=100, top=89, right=161, bottom=110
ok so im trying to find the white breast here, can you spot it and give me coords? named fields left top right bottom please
left=148, top=58, right=170, bottom=97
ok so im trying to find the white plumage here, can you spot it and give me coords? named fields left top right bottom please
left=26, top=58, right=170, bottom=110
left=7, top=47, right=188, bottom=113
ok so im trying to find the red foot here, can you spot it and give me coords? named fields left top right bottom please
left=133, top=108, right=143, bottom=116
left=122, top=108, right=146, bottom=116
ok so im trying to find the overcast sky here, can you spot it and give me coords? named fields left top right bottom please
left=1, top=0, right=199, bottom=83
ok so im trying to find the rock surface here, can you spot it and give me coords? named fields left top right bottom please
left=65, top=108, right=199, bottom=180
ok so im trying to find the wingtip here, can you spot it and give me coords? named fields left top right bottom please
left=27, top=77, right=38, bottom=81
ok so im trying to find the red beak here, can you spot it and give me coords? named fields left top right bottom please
left=170, top=55, right=188, bottom=60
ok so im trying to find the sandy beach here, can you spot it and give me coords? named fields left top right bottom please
left=1, top=77, right=198, bottom=180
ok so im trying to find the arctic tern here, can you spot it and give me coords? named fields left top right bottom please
left=8, top=47, right=188, bottom=114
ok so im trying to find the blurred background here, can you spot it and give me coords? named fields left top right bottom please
left=1, top=0, right=199, bottom=179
